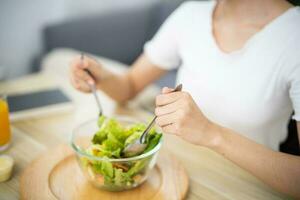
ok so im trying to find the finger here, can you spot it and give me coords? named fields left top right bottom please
left=72, top=55, right=101, bottom=81
left=156, top=92, right=182, bottom=106
left=155, top=99, right=182, bottom=116
left=161, top=123, right=179, bottom=135
left=70, top=71, right=91, bottom=92
left=74, top=69, right=94, bottom=85
left=70, top=75, right=82, bottom=90
left=73, top=78, right=91, bottom=93
left=81, top=55, right=102, bottom=79
left=155, top=111, right=179, bottom=127
left=162, top=87, right=174, bottom=94
left=71, top=56, right=86, bottom=70
left=70, top=55, right=88, bottom=69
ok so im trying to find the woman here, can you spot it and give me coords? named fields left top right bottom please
left=70, top=0, right=300, bottom=198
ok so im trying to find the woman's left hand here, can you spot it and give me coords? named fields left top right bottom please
left=155, top=87, right=219, bottom=147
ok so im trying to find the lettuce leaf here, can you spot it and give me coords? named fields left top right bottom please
left=92, top=118, right=162, bottom=159
left=124, top=131, right=143, bottom=147
left=91, top=159, right=114, bottom=183
left=97, top=115, right=107, bottom=128
left=126, top=159, right=149, bottom=176
left=101, top=159, right=114, bottom=178
left=114, top=168, right=131, bottom=186
left=85, top=117, right=162, bottom=189
left=143, top=133, right=162, bottom=153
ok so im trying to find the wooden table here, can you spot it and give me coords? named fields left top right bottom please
left=0, top=55, right=292, bottom=200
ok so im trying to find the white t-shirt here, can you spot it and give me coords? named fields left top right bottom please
left=144, top=0, right=300, bottom=150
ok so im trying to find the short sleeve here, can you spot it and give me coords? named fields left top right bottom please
left=289, top=65, right=300, bottom=121
left=143, top=3, right=190, bottom=70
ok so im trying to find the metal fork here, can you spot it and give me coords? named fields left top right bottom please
left=81, top=53, right=103, bottom=116
left=123, top=83, right=183, bottom=157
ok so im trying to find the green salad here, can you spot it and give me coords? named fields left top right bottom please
left=80, top=116, right=162, bottom=190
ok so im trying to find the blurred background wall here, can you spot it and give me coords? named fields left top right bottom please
left=0, top=0, right=184, bottom=80
left=1, top=0, right=298, bottom=81
left=0, top=0, right=64, bottom=79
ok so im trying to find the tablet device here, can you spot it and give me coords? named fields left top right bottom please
left=7, top=89, right=74, bottom=121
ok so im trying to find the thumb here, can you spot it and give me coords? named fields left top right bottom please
left=79, top=55, right=102, bottom=80
left=161, top=87, right=175, bottom=94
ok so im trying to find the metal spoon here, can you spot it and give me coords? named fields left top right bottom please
left=81, top=53, right=103, bottom=116
left=123, top=84, right=183, bottom=157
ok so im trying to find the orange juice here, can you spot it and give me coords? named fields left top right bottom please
left=0, top=96, right=11, bottom=151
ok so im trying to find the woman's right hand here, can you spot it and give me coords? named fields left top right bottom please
left=69, top=55, right=103, bottom=93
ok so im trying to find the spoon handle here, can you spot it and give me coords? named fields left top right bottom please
left=81, top=53, right=103, bottom=116
left=140, top=84, right=183, bottom=144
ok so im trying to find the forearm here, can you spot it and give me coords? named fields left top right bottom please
left=97, top=72, right=134, bottom=103
left=154, top=88, right=300, bottom=198
left=208, top=125, right=300, bottom=198
left=98, top=54, right=167, bottom=103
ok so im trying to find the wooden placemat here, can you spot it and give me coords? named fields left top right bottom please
left=20, top=144, right=189, bottom=200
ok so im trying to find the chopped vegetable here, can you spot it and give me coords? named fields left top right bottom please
left=82, top=116, right=162, bottom=190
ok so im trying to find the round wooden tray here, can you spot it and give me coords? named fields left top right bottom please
left=20, top=144, right=189, bottom=200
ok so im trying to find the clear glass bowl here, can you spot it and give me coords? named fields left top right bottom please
left=71, top=116, right=162, bottom=192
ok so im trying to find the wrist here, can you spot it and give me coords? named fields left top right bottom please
left=204, top=122, right=226, bottom=151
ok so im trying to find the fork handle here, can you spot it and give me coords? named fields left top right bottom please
left=81, top=53, right=103, bottom=116
left=140, top=116, right=157, bottom=144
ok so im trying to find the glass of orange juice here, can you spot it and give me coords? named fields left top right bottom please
left=0, top=94, right=11, bottom=151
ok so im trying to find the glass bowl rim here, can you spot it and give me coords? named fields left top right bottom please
left=71, top=116, right=163, bottom=162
